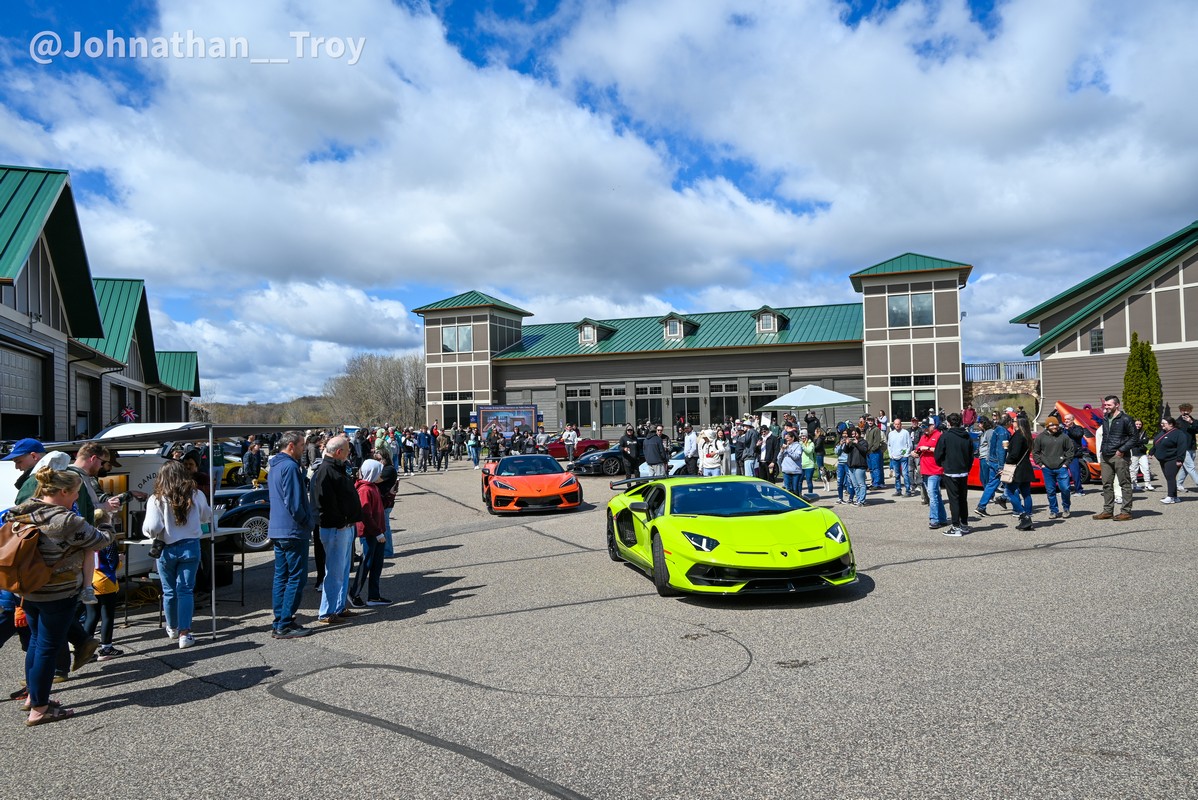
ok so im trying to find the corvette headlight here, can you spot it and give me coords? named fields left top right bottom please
left=682, top=531, right=720, bottom=552
left=493, top=480, right=517, bottom=491
left=559, top=475, right=577, bottom=487
left=825, top=522, right=847, bottom=544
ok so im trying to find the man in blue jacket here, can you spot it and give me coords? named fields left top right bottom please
left=268, top=431, right=316, bottom=639
left=975, top=414, right=1010, bottom=516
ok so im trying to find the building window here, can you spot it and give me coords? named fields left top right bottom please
left=580, top=325, right=595, bottom=344
left=1089, top=329, right=1104, bottom=354
left=913, top=374, right=936, bottom=386
left=565, top=385, right=592, bottom=429
left=758, top=313, right=774, bottom=333
left=600, top=399, right=626, bottom=426
left=635, top=384, right=663, bottom=427
left=666, top=319, right=681, bottom=338
left=887, top=293, right=934, bottom=327
left=441, top=324, right=474, bottom=353
left=890, top=376, right=913, bottom=387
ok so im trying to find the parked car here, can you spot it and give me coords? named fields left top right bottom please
left=639, top=450, right=687, bottom=477
left=481, top=454, right=584, bottom=514
left=221, top=454, right=268, bottom=487
left=213, top=487, right=272, bottom=551
left=570, top=445, right=636, bottom=476
left=543, top=434, right=608, bottom=460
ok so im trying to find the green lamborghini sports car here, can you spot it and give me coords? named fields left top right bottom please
left=606, top=475, right=857, bottom=596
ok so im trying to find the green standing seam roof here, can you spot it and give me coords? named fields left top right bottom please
left=1011, top=220, right=1198, bottom=325
left=494, top=303, right=864, bottom=360
left=0, top=165, right=103, bottom=336
left=849, top=253, right=972, bottom=292
left=1018, top=229, right=1198, bottom=357
left=156, top=351, right=201, bottom=395
left=76, top=279, right=159, bottom=384
left=412, top=290, right=532, bottom=317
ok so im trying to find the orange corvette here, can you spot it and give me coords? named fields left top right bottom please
left=481, top=454, right=584, bottom=514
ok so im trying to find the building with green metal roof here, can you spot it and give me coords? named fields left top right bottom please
left=1010, top=220, right=1198, bottom=420
left=415, top=256, right=973, bottom=435
left=1, top=165, right=201, bottom=439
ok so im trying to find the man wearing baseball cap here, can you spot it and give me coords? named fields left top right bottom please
left=3, top=438, right=46, bottom=492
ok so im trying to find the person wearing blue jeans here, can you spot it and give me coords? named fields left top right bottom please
left=977, top=418, right=1011, bottom=515
left=1032, top=416, right=1076, bottom=519
left=309, top=435, right=365, bottom=620
left=317, top=526, right=354, bottom=620
left=915, top=426, right=945, bottom=528
left=267, top=432, right=317, bottom=638
left=158, top=539, right=201, bottom=643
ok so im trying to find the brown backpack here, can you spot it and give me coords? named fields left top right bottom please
left=0, top=519, right=53, bottom=595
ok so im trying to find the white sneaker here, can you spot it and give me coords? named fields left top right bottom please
left=165, top=626, right=179, bottom=640
left=80, top=586, right=97, bottom=605
left=178, top=633, right=196, bottom=649
left=1161, top=497, right=1177, bottom=504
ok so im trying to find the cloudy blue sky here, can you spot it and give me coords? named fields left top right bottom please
left=2, top=0, right=1195, bottom=403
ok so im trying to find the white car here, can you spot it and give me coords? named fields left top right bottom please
left=638, top=450, right=687, bottom=477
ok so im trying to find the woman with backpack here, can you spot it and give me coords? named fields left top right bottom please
left=5, top=467, right=112, bottom=726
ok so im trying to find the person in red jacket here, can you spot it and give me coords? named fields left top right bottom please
left=915, top=424, right=946, bottom=530
left=349, top=459, right=390, bottom=608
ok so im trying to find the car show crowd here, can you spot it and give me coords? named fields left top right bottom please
left=2, top=394, right=1196, bottom=727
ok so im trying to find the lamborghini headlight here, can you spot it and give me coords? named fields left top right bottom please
left=682, top=531, right=720, bottom=552
left=825, top=522, right=847, bottom=544
left=493, top=480, right=517, bottom=491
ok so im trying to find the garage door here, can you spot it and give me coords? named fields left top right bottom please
left=1, top=345, right=43, bottom=415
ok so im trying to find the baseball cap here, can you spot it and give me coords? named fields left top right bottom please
left=2, top=438, right=46, bottom=461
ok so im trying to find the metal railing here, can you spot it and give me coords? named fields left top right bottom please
left=962, top=360, right=1040, bottom=382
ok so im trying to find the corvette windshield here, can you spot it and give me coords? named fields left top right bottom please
left=496, top=455, right=565, bottom=477
left=669, top=481, right=810, bottom=517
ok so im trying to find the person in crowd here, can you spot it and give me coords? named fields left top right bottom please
left=811, top=428, right=830, bottom=492
left=415, top=425, right=433, bottom=472
left=718, top=428, right=735, bottom=476
left=934, top=412, right=973, bottom=537
left=437, top=428, right=453, bottom=471
left=1005, top=415, right=1036, bottom=531
left=374, top=446, right=398, bottom=557
left=619, top=424, right=640, bottom=480
left=311, top=436, right=364, bottom=623
left=1176, top=403, right=1198, bottom=490
left=466, top=427, right=480, bottom=469
left=267, top=431, right=316, bottom=639
left=1154, top=417, right=1187, bottom=504
left=84, top=529, right=122, bottom=662
left=561, top=424, right=579, bottom=463
left=845, top=428, right=870, bottom=506
left=349, top=458, right=390, bottom=609
left=1032, top=416, right=1076, bottom=520
left=976, top=414, right=1011, bottom=516
left=803, top=410, right=820, bottom=439
left=643, top=424, right=669, bottom=477
left=778, top=430, right=804, bottom=495
left=962, top=404, right=977, bottom=428
left=1128, top=419, right=1154, bottom=491
left=682, top=424, right=699, bottom=475
left=1062, top=413, right=1089, bottom=494
left=864, top=416, right=886, bottom=489
left=243, top=440, right=263, bottom=486
left=7, top=467, right=112, bottom=725
left=741, top=424, right=760, bottom=479
left=975, top=415, right=994, bottom=502
left=835, top=430, right=855, bottom=504
left=3, top=438, right=47, bottom=501
left=401, top=428, right=416, bottom=475
left=1094, top=394, right=1136, bottom=521
left=699, top=429, right=723, bottom=477
left=758, top=425, right=780, bottom=483
left=303, top=433, right=322, bottom=473
left=887, top=419, right=913, bottom=497
left=143, top=459, right=210, bottom=649
left=876, top=409, right=889, bottom=429
left=797, top=430, right=817, bottom=495
left=915, top=423, right=945, bottom=528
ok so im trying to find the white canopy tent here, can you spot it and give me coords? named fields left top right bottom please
left=755, top=384, right=866, bottom=431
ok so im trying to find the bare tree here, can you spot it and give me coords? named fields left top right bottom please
left=323, top=353, right=425, bottom=427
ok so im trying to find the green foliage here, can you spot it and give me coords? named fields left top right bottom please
left=1122, top=332, right=1162, bottom=439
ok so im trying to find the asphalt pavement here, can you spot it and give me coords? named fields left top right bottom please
left=2, top=464, right=1195, bottom=799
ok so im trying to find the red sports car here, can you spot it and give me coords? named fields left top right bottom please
left=481, top=454, right=584, bottom=514
left=966, top=457, right=1046, bottom=490
left=543, top=434, right=608, bottom=460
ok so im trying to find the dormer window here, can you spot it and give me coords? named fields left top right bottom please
left=580, top=324, right=595, bottom=344
left=667, top=319, right=680, bottom=337
left=751, top=306, right=787, bottom=335
left=759, top=312, right=775, bottom=333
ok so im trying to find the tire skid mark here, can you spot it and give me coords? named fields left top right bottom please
left=269, top=663, right=592, bottom=800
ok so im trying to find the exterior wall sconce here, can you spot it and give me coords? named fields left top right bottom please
left=628, top=399, right=634, bottom=406
left=593, top=399, right=599, bottom=407
left=559, top=401, right=564, bottom=409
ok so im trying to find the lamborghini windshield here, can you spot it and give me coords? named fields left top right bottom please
left=669, top=480, right=811, bottom=517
